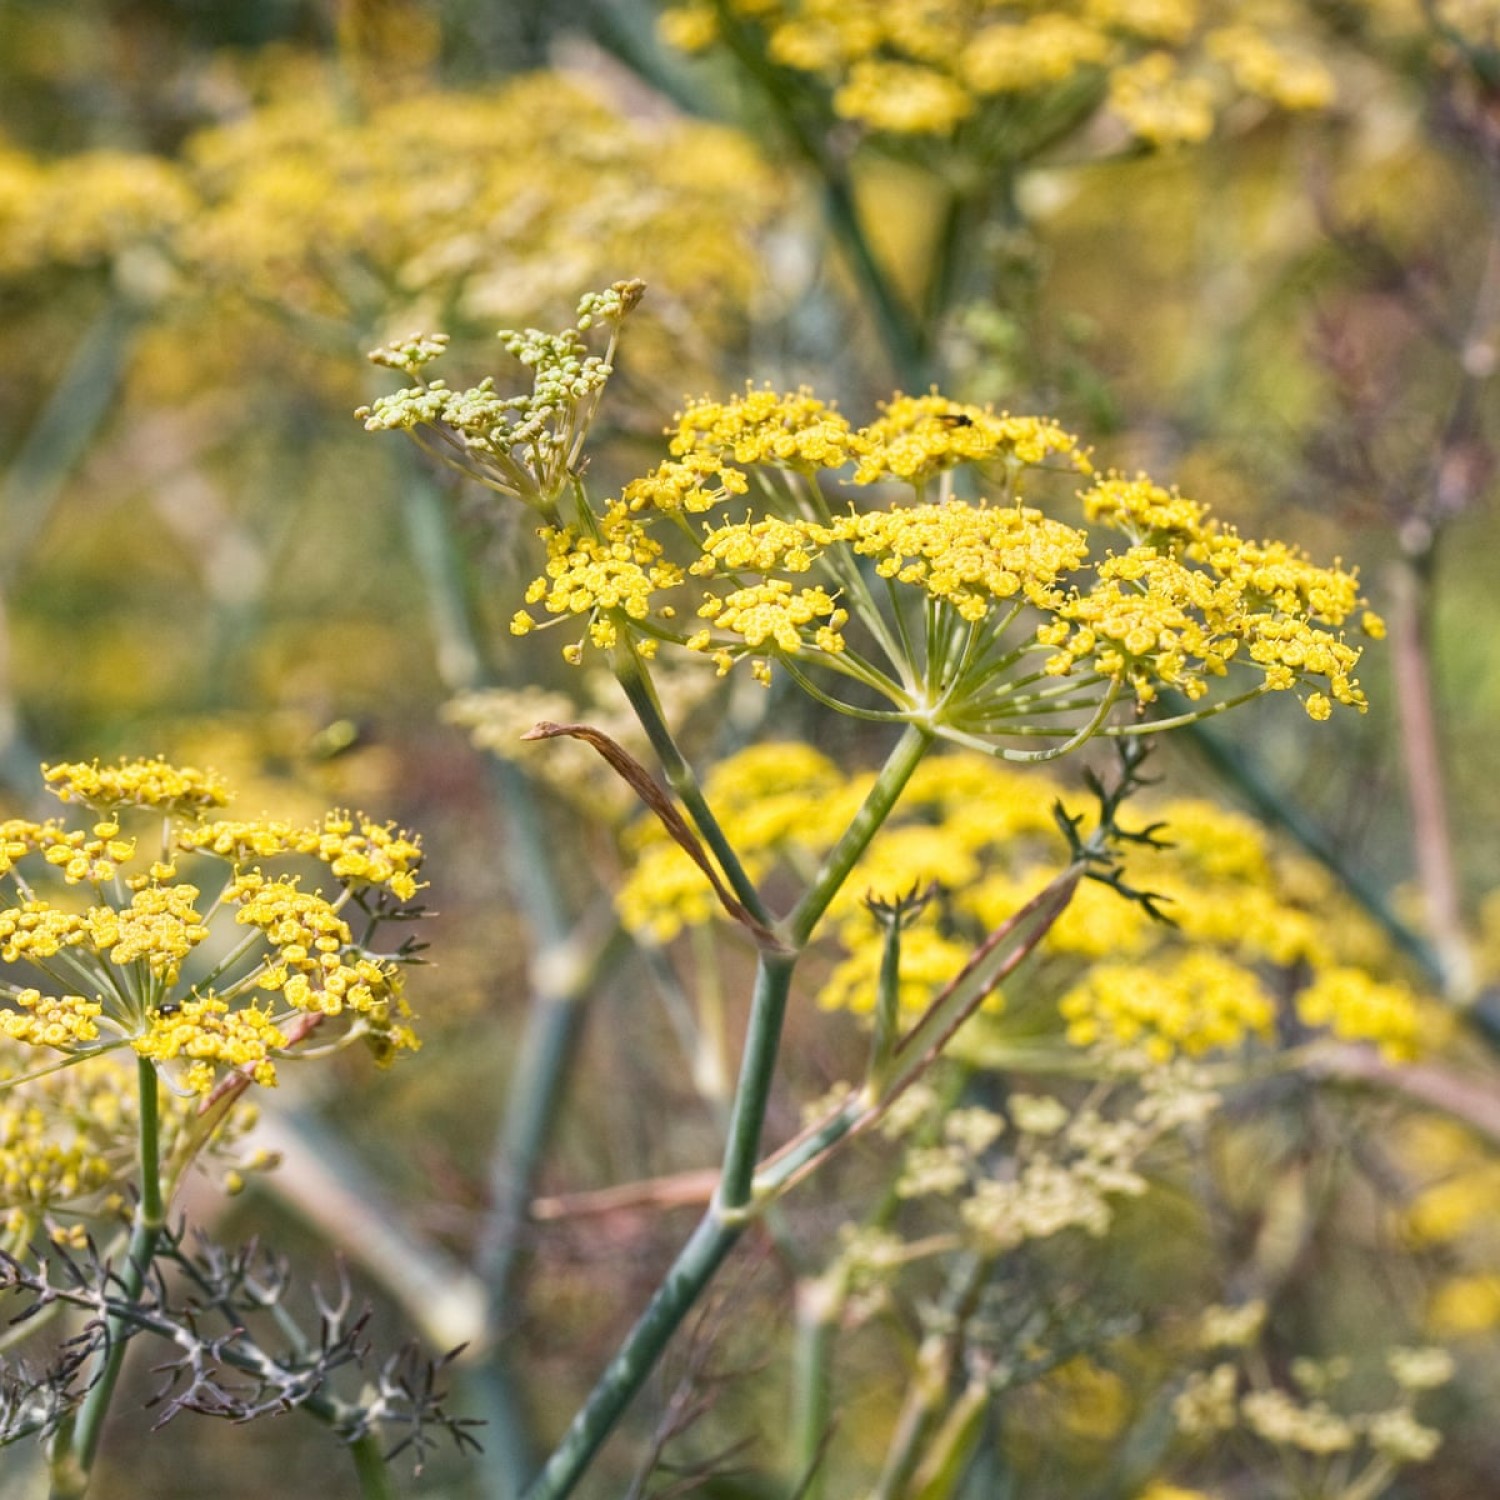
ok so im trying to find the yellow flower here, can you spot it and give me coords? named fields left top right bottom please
left=1206, top=25, right=1335, bottom=112
left=85, top=883, right=210, bottom=983
left=853, top=397, right=1091, bottom=486
left=1058, top=950, right=1276, bottom=1059
left=1081, top=475, right=1211, bottom=546
left=671, top=387, right=862, bottom=472
left=961, top=15, right=1111, bottom=95
left=655, top=0, right=1333, bottom=144
left=831, top=501, right=1090, bottom=618
left=0, top=902, right=88, bottom=964
left=43, top=756, right=230, bottom=813
left=694, top=578, right=849, bottom=658
left=1108, top=53, right=1216, bottom=146
left=1296, top=967, right=1423, bottom=1061
left=180, top=68, right=780, bottom=339
left=133, top=997, right=283, bottom=1093
left=0, top=990, right=104, bottom=1050
left=0, top=757, right=427, bottom=1089
left=833, top=59, right=975, bottom=133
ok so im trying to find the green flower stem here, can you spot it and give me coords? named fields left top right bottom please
left=392, top=435, right=492, bottom=694
left=870, top=1253, right=989, bottom=1500
left=612, top=642, right=773, bottom=928
left=790, top=1275, right=840, bottom=1500
left=1106, top=682, right=1269, bottom=736
left=784, top=1063, right=970, bottom=1496
left=522, top=1209, right=742, bottom=1500
left=789, top=724, right=932, bottom=947
left=392, top=436, right=597, bottom=1493
left=54, top=1059, right=165, bottom=1497
left=0, top=292, right=142, bottom=799
left=716, top=952, right=799, bottom=1210
left=868, top=913, right=904, bottom=1083
left=349, top=1430, right=399, bottom=1500
left=942, top=681, right=1120, bottom=762
left=1388, top=555, right=1473, bottom=998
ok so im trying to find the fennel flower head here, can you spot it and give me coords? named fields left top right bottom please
left=365, top=287, right=1383, bottom=763
left=658, top=0, right=1335, bottom=146
left=0, top=756, right=427, bottom=1099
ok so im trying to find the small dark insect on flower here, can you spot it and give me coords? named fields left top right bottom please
left=156, top=1003, right=181, bottom=1017
left=937, top=413, right=974, bottom=427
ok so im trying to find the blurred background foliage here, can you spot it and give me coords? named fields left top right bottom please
left=4, top=0, right=1500, bottom=1496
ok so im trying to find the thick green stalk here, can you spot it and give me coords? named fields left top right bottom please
left=0, top=295, right=140, bottom=798
left=1389, top=555, right=1472, bottom=998
left=479, top=916, right=628, bottom=1307
left=716, top=953, right=798, bottom=1210
left=791, top=1276, right=840, bottom=1500
left=911, top=1380, right=989, bottom=1500
left=521, top=1210, right=742, bottom=1500
left=391, top=442, right=585, bottom=1492
left=392, top=440, right=491, bottom=695
left=53, top=1060, right=164, bottom=1497
left=785, top=1066, right=972, bottom=1493
left=1, top=296, right=141, bottom=586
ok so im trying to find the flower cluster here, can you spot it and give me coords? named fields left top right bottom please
left=0, top=63, right=781, bottom=407
left=179, top=69, right=779, bottom=335
left=372, top=311, right=1378, bottom=747
left=1174, top=1313, right=1453, bottom=1476
left=361, top=284, right=644, bottom=512
left=0, top=757, right=427, bottom=1094
left=0, top=142, right=192, bottom=278
left=880, top=1065, right=1218, bottom=1256
left=658, top=0, right=1334, bottom=144
left=616, top=742, right=1428, bottom=1063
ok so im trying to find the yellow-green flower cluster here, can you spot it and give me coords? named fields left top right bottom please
left=42, top=755, right=229, bottom=813
left=513, top=504, right=686, bottom=653
left=1058, top=951, right=1276, bottom=1061
left=0, top=141, right=192, bottom=278
left=0, top=1047, right=128, bottom=1252
left=850, top=396, right=1094, bottom=487
left=1175, top=1325, right=1452, bottom=1472
left=672, top=386, right=864, bottom=472
left=1394, top=1116, right=1500, bottom=1338
left=177, top=68, right=779, bottom=337
left=658, top=0, right=1335, bottom=144
left=0, top=757, right=428, bottom=1095
left=1039, top=474, right=1379, bottom=713
left=617, top=742, right=1430, bottom=1063
left=1296, top=967, right=1423, bottom=1061
left=372, top=307, right=1377, bottom=739
left=831, top=501, right=1092, bottom=618
left=879, top=1065, right=1217, bottom=1257
left=0, top=62, right=781, bottom=410
left=178, top=809, right=426, bottom=902
left=133, top=996, right=284, bottom=1095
